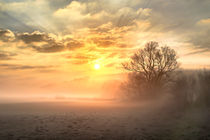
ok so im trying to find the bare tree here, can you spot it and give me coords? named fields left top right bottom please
left=122, top=41, right=179, bottom=94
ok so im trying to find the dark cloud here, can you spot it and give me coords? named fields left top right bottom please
left=17, top=31, right=54, bottom=44
left=16, top=31, right=67, bottom=53
left=0, top=28, right=86, bottom=53
left=0, top=52, right=16, bottom=60
left=0, top=53, right=11, bottom=60
left=32, top=43, right=65, bottom=53
left=17, top=31, right=86, bottom=52
left=0, top=28, right=15, bottom=42
left=0, top=63, right=53, bottom=70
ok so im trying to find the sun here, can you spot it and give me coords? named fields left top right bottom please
left=94, top=64, right=100, bottom=70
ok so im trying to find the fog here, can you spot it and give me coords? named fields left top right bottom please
left=0, top=69, right=210, bottom=139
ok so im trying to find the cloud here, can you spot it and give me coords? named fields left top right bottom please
left=197, top=18, right=210, bottom=26
left=106, top=52, right=118, bottom=58
left=53, top=1, right=152, bottom=32
left=105, top=63, right=116, bottom=67
left=64, top=38, right=84, bottom=50
left=189, top=30, right=210, bottom=49
left=139, top=0, right=210, bottom=53
left=17, top=31, right=54, bottom=44
left=54, top=1, right=86, bottom=18
left=0, top=29, right=85, bottom=53
left=16, top=31, right=66, bottom=53
left=31, top=43, right=65, bottom=53
left=79, top=22, right=138, bottom=49
left=184, top=49, right=210, bottom=56
left=66, top=53, right=98, bottom=65
left=148, top=0, right=210, bottom=31
left=92, top=36, right=116, bottom=48
left=28, top=35, right=85, bottom=53
left=0, top=63, right=53, bottom=70
left=0, top=53, right=11, bottom=60
left=0, top=28, right=15, bottom=42
left=0, top=51, right=16, bottom=60
left=188, top=18, right=210, bottom=49
left=70, top=60, right=89, bottom=65
left=67, top=55, right=98, bottom=61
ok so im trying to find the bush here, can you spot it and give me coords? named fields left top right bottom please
left=172, top=70, right=210, bottom=108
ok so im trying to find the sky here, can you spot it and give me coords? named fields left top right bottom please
left=0, top=0, right=210, bottom=102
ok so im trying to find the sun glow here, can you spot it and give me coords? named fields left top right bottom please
left=94, top=64, right=100, bottom=70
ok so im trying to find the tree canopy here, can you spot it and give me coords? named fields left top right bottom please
left=122, top=41, right=179, bottom=92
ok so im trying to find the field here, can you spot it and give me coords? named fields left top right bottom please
left=0, top=100, right=210, bottom=140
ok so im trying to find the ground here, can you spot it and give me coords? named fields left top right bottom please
left=0, top=100, right=210, bottom=140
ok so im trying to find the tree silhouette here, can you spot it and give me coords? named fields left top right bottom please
left=122, top=41, right=179, bottom=96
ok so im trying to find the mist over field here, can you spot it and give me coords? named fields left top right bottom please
left=1, top=0, right=210, bottom=139
left=0, top=70, right=210, bottom=140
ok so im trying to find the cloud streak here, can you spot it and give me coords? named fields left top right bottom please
left=0, top=51, right=16, bottom=60
left=0, top=63, right=54, bottom=70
